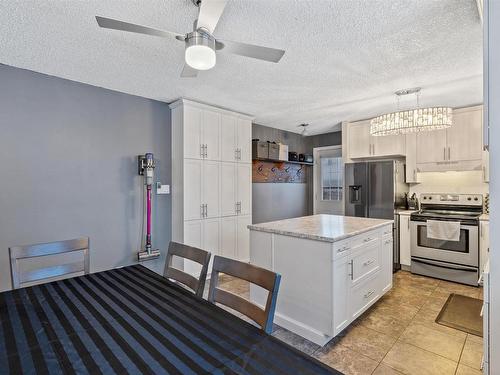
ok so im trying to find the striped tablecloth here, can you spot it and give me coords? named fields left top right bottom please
left=0, top=264, right=340, bottom=374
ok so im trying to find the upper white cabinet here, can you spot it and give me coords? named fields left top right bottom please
left=220, top=114, right=252, bottom=163
left=347, top=120, right=405, bottom=160
left=417, top=105, right=483, bottom=171
left=344, top=105, right=486, bottom=176
left=171, top=99, right=254, bottom=275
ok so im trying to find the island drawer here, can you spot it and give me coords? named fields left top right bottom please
left=351, top=270, right=381, bottom=320
left=333, top=228, right=381, bottom=260
left=351, top=241, right=380, bottom=285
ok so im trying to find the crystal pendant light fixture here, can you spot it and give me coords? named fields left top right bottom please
left=370, top=88, right=452, bottom=136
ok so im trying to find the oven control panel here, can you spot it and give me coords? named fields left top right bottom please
left=420, top=193, right=483, bottom=206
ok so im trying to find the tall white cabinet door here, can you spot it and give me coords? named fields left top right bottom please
left=237, top=164, right=252, bottom=216
left=220, top=114, right=237, bottom=162
left=184, top=220, right=203, bottom=276
left=447, top=107, right=483, bottom=162
left=381, top=236, right=393, bottom=293
left=183, top=106, right=203, bottom=159
left=399, top=215, right=411, bottom=266
left=237, top=215, right=251, bottom=261
left=220, top=216, right=237, bottom=259
left=220, top=163, right=237, bottom=216
left=416, top=129, right=447, bottom=163
left=202, top=110, right=221, bottom=161
left=333, top=255, right=351, bottom=335
left=184, top=159, right=203, bottom=220
left=348, top=122, right=371, bottom=159
left=237, top=118, right=252, bottom=163
left=203, top=161, right=220, bottom=218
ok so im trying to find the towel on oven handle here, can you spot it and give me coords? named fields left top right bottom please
left=426, top=220, right=461, bottom=242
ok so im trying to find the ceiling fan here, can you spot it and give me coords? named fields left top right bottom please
left=95, top=0, right=285, bottom=77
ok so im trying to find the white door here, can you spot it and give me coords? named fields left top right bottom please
left=220, top=216, right=237, bottom=259
left=202, top=110, right=221, bottom=161
left=416, top=129, right=447, bottom=163
left=348, top=121, right=371, bottom=159
left=237, top=118, right=252, bottom=163
left=314, top=147, right=344, bottom=215
left=184, top=159, right=203, bottom=220
left=183, top=220, right=203, bottom=276
left=372, top=133, right=405, bottom=157
left=220, top=114, right=237, bottom=162
left=202, top=161, right=220, bottom=218
left=399, top=215, right=411, bottom=266
left=220, top=162, right=237, bottom=216
left=447, top=107, right=483, bottom=162
left=237, top=215, right=251, bottom=261
left=237, top=163, right=252, bottom=215
left=183, top=106, right=203, bottom=159
left=333, top=255, right=351, bottom=334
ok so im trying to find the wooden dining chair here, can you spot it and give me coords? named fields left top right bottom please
left=9, top=237, right=89, bottom=289
left=208, top=255, right=281, bottom=334
left=164, top=241, right=211, bottom=298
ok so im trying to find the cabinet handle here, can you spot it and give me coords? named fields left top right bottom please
left=408, top=218, right=410, bottom=230
left=448, top=147, right=451, bottom=161
left=204, top=144, right=208, bottom=158
left=385, top=239, right=392, bottom=245
left=339, top=246, right=350, bottom=253
left=238, top=148, right=242, bottom=160
left=205, top=204, right=208, bottom=217
left=200, top=144, right=204, bottom=158
left=363, top=237, right=372, bottom=243
left=483, top=166, right=486, bottom=180
left=349, top=260, right=354, bottom=280
left=364, top=290, right=375, bottom=299
left=443, top=147, right=446, bottom=161
left=363, top=259, right=374, bottom=266
left=201, top=204, right=204, bottom=218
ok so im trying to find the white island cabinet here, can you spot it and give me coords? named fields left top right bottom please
left=248, top=214, right=393, bottom=346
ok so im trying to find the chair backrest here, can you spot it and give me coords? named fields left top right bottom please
left=208, top=256, right=281, bottom=334
left=164, top=241, right=211, bottom=298
left=9, top=237, right=89, bottom=289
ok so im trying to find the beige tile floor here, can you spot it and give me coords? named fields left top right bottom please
left=214, top=270, right=484, bottom=375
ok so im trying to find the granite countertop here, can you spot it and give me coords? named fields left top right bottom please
left=248, top=214, right=393, bottom=243
left=480, top=213, right=489, bottom=221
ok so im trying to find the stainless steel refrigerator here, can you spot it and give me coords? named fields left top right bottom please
left=344, top=160, right=409, bottom=270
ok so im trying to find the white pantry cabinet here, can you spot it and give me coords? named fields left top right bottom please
left=171, top=99, right=254, bottom=276
left=220, top=114, right=252, bottom=163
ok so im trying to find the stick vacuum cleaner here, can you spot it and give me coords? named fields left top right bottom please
left=138, top=153, right=160, bottom=261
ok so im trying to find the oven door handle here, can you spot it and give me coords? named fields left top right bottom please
left=411, top=257, right=478, bottom=272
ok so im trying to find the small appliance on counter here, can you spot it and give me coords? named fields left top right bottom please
left=299, top=154, right=313, bottom=163
left=407, top=193, right=419, bottom=210
left=288, top=151, right=299, bottom=161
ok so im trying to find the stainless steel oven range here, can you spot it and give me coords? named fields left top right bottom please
left=410, top=193, right=483, bottom=286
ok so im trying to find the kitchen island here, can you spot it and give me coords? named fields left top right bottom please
left=248, top=214, right=394, bottom=346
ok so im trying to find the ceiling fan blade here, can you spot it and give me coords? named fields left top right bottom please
left=196, top=0, right=228, bottom=33
left=216, top=39, right=285, bottom=63
left=95, top=16, right=184, bottom=40
left=181, top=64, right=198, bottom=78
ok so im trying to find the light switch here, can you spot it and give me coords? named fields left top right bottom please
left=156, top=182, right=170, bottom=195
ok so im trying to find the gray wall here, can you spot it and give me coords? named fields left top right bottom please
left=252, top=124, right=341, bottom=223
left=0, top=64, right=171, bottom=291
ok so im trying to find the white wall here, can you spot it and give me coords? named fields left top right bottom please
left=410, top=171, right=488, bottom=196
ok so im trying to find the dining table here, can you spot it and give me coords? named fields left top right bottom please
left=0, top=264, right=341, bottom=374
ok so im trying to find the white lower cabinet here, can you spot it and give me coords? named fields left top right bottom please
left=184, top=219, right=220, bottom=277
left=399, top=214, right=411, bottom=267
left=381, top=235, right=393, bottom=293
left=220, top=215, right=251, bottom=262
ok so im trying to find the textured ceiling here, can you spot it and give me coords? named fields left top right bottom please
left=0, top=0, right=482, bottom=135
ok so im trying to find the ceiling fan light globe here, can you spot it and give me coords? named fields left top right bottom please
left=185, top=45, right=216, bottom=70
